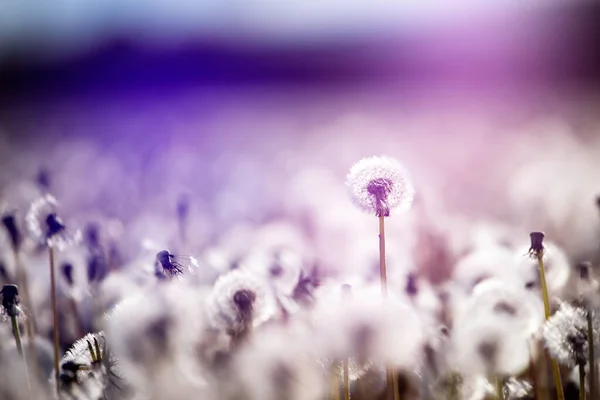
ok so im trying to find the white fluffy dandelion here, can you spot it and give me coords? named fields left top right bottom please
left=450, top=279, right=544, bottom=376
left=346, top=156, right=415, bottom=217
left=543, top=302, right=600, bottom=367
left=205, top=269, right=275, bottom=336
left=25, top=194, right=80, bottom=250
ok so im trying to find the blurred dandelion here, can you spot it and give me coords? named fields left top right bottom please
left=346, top=155, right=414, bottom=218
left=0, top=284, right=31, bottom=393
left=26, top=194, right=81, bottom=395
left=346, top=155, right=414, bottom=400
left=206, top=269, right=275, bottom=345
left=25, top=195, right=81, bottom=250
left=155, top=250, right=200, bottom=280
left=59, top=331, right=124, bottom=399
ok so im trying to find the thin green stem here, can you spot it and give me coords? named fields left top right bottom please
left=587, top=308, right=596, bottom=400
left=13, top=249, right=37, bottom=337
left=528, top=339, right=541, bottom=400
left=536, top=252, right=565, bottom=400
left=11, top=314, right=31, bottom=393
left=446, top=373, right=461, bottom=400
left=495, top=376, right=504, bottom=400
left=580, top=363, right=586, bottom=400
left=10, top=315, right=23, bottom=356
left=49, top=246, right=60, bottom=395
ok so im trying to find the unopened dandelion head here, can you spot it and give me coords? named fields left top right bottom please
left=543, top=302, right=599, bottom=367
left=155, top=250, right=199, bottom=280
left=346, top=156, right=415, bottom=217
left=155, top=250, right=183, bottom=278
left=0, top=284, right=20, bottom=318
left=1, top=212, right=22, bottom=251
left=528, top=231, right=545, bottom=258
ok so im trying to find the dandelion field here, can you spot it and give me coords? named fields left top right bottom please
left=2, top=2, right=600, bottom=399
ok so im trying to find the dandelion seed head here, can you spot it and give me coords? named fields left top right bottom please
left=106, top=282, right=206, bottom=394
left=450, top=279, right=543, bottom=375
left=346, top=156, right=415, bottom=217
left=543, top=302, right=599, bottom=367
left=453, top=245, right=519, bottom=293
left=25, top=194, right=80, bottom=249
left=244, top=247, right=303, bottom=296
left=205, top=269, right=275, bottom=335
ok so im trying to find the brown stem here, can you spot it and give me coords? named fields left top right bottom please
left=378, top=216, right=399, bottom=400
left=13, top=249, right=39, bottom=382
left=378, top=216, right=387, bottom=297
left=535, top=251, right=565, bottom=400
left=343, top=358, right=350, bottom=400
left=49, top=246, right=60, bottom=395
left=587, top=308, right=596, bottom=400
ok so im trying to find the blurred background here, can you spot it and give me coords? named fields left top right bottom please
left=2, top=0, right=600, bottom=271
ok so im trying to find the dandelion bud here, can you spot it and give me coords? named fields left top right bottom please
left=1, top=213, right=22, bottom=251
left=578, top=261, right=592, bottom=282
left=0, top=284, right=19, bottom=317
left=528, top=232, right=545, bottom=256
left=84, top=223, right=101, bottom=248
left=176, top=193, right=190, bottom=221
left=61, top=263, right=74, bottom=287
left=406, top=273, right=418, bottom=297
left=36, top=167, right=51, bottom=192
left=346, top=156, right=415, bottom=217
left=155, top=250, right=183, bottom=279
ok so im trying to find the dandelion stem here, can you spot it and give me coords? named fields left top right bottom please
left=378, top=215, right=387, bottom=297
left=10, top=314, right=32, bottom=393
left=12, top=249, right=40, bottom=385
left=495, top=376, right=504, bottom=400
left=329, top=363, right=341, bottom=400
left=49, top=245, right=60, bottom=395
left=579, top=363, right=586, bottom=400
left=12, top=249, right=37, bottom=336
left=446, top=373, right=461, bottom=400
left=587, top=308, right=596, bottom=400
left=528, top=339, right=541, bottom=400
left=535, top=250, right=565, bottom=400
left=342, top=358, right=350, bottom=400
left=379, top=216, right=399, bottom=400
left=378, top=216, right=400, bottom=400
left=10, top=314, right=23, bottom=356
